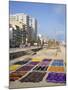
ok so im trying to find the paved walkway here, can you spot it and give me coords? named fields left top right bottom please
left=32, top=46, right=65, bottom=61
left=10, top=46, right=41, bottom=53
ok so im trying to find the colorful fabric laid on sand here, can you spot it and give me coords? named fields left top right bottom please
left=16, top=65, right=34, bottom=71
left=10, top=71, right=28, bottom=81
left=9, top=65, right=21, bottom=71
left=48, top=66, right=64, bottom=72
left=51, top=60, right=64, bottom=66
left=46, top=72, right=66, bottom=83
left=9, top=58, right=66, bottom=84
left=20, top=72, right=46, bottom=82
left=27, top=61, right=40, bottom=66
left=33, top=65, right=48, bottom=71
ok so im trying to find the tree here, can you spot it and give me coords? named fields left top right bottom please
left=22, top=29, right=27, bottom=45
left=37, top=36, right=41, bottom=46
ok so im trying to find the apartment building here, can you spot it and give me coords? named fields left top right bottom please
left=9, top=13, right=37, bottom=47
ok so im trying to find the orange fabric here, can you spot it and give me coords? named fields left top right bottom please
left=48, top=66, right=64, bottom=72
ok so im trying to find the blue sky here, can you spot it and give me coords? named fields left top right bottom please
left=9, top=1, right=66, bottom=41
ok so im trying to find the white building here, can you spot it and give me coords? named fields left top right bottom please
left=10, top=13, right=37, bottom=45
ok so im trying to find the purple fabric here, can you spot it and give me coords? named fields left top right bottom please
left=43, top=59, right=51, bottom=62
left=27, top=61, right=39, bottom=65
left=16, top=66, right=34, bottom=71
left=39, top=63, right=49, bottom=66
left=10, top=77, right=20, bottom=81
left=46, top=72, right=66, bottom=83
left=20, top=72, right=46, bottom=82
left=39, top=61, right=50, bottom=66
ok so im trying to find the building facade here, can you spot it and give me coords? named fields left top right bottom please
left=9, top=13, right=37, bottom=47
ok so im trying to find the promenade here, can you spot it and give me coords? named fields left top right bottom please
left=9, top=45, right=66, bottom=88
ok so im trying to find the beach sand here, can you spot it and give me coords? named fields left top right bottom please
left=9, top=45, right=66, bottom=89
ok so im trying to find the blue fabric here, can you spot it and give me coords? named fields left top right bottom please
left=51, top=60, right=64, bottom=66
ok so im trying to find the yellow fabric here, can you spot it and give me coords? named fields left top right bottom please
left=32, top=57, right=43, bottom=61
left=10, top=65, right=21, bottom=71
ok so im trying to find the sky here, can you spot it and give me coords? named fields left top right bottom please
left=9, top=1, right=66, bottom=42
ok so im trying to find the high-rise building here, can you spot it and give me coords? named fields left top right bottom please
left=31, top=18, right=37, bottom=41
left=9, top=13, right=37, bottom=47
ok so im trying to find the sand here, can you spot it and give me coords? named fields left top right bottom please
left=9, top=45, right=66, bottom=89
